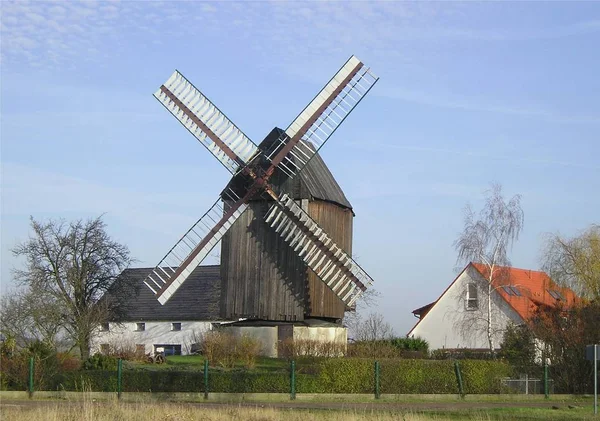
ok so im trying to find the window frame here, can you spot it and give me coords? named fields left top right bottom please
left=171, top=322, right=182, bottom=331
left=465, top=283, right=478, bottom=310
left=135, top=322, right=146, bottom=332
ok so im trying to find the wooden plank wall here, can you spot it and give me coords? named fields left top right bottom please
left=306, top=200, right=353, bottom=319
left=220, top=201, right=307, bottom=321
left=220, top=199, right=354, bottom=321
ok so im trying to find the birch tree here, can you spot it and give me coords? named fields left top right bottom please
left=453, top=183, right=524, bottom=354
left=12, top=216, right=133, bottom=359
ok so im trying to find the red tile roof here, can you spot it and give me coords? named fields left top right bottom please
left=471, top=263, right=579, bottom=321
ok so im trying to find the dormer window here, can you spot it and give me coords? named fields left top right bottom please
left=501, top=286, right=522, bottom=296
left=466, top=283, right=478, bottom=310
left=548, top=289, right=564, bottom=300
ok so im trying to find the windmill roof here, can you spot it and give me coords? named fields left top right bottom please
left=106, top=265, right=222, bottom=322
left=262, top=127, right=353, bottom=210
left=294, top=151, right=353, bottom=210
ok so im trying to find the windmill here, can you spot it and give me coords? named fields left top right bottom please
left=144, top=56, right=378, bottom=323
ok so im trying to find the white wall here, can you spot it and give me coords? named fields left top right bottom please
left=91, top=321, right=213, bottom=356
left=409, top=265, right=522, bottom=350
left=224, top=326, right=279, bottom=357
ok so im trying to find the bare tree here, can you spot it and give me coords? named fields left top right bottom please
left=352, top=312, right=394, bottom=342
left=542, top=224, right=600, bottom=300
left=0, top=288, right=63, bottom=348
left=344, top=287, right=380, bottom=338
left=12, top=216, right=132, bottom=360
left=453, top=183, right=524, bottom=354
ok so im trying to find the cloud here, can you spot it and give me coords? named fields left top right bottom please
left=348, top=141, right=600, bottom=171
left=3, top=2, right=598, bottom=73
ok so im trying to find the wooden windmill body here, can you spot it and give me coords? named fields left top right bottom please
left=143, top=57, right=378, bottom=326
left=221, top=129, right=353, bottom=321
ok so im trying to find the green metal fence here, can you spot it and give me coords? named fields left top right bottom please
left=7, top=358, right=558, bottom=399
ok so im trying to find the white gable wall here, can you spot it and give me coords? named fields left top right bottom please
left=91, top=321, right=213, bottom=356
left=409, top=265, right=523, bottom=350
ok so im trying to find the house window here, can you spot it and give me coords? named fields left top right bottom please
left=135, top=322, right=146, bottom=331
left=154, top=344, right=182, bottom=356
left=100, top=322, right=110, bottom=332
left=466, top=283, right=478, bottom=310
left=171, top=322, right=182, bottom=331
left=100, top=344, right=110, bottom=354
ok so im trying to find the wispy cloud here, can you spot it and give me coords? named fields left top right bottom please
left=3, top=2, right=598, bottom=73
left=348, top=141, right=600, bottom=171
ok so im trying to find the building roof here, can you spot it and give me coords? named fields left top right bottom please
left=471, top=263, right=579, bottom=322
left=259, top=127, right=353, bottom=210
left=408, top=262, right=579, bottom=336
left=107, top=265, right=222, bottom=322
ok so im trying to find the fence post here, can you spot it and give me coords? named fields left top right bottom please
left=204, top=359, right=209, bottom=400
left=543, top=360, right=549, bottom=399
left=374, top=361, right=380, bottom=399
left=28, top=357, right=34, bottom=398
left=117, top=359, right=122, bottom=400
left=290, top=360, right=296, bottom=400
left=454, top=361, right=464, bottom=398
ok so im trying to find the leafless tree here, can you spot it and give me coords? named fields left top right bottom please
left=351, top=312, right=394, bottom=342
left=12, top=216, right=132, bottom=360
left=542, top=224, right=600, bottom=300
left=0, top=287, right=63, bottom=348
left=453, top=183, right=524, bottom=354
left=344, top=287, right=380, bottom=338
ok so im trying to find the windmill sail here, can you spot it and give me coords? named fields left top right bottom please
left=155, top=70, right=259, bottom=174
left=264, top=194, right=374, bottom=307
left=144, top=189, right=248, bottom=304
left=264, top=56, right=378, bottom=178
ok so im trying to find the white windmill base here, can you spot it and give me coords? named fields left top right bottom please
left=218, top=320, right=347, bottom=358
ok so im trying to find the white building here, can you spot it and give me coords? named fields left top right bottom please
left=92, top=265, right=223, bottom=356
left=407, top=263, right=578, bottom=351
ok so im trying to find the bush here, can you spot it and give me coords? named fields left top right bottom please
left=83, top=353, right=118, bottom=370
left=389, top=337, right=429, bottom=353
left=201, top=332, right=261, bottom=369
left=460, top=360, right=514, bottom=394
left=279, top=338, right=346, bottom=358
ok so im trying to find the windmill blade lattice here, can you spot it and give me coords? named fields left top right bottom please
left=144, top=188, right=249, bottom=304
left=264, top=193, right=374, bottom=307
left=154, top=70, right=259, bottom=174
left=264, top=56, right=378, bottom=178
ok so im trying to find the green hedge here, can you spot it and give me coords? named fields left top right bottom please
left=11, top=358, right=515, bottom=394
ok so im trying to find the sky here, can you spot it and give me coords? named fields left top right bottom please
left=1, top=1, right=599, bottom=336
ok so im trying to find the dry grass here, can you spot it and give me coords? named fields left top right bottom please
left=1, top=401, right=457, bottom=421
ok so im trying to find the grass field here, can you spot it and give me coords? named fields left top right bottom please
left=1, top=400, right=597, bottom=421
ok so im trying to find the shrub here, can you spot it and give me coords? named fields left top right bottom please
left=201, top=331, right=261, bottom=369
left=83, top=353, right=118, bottom=370
left=460, top=360, right=514, bottom=394
left=279, top=338, right=346, bottom=358
left=347, top=341, right=399, bottom=358
left=389, top=337, right=429, bottom=353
